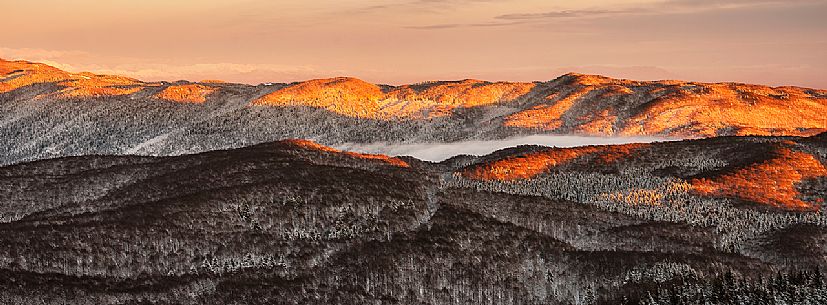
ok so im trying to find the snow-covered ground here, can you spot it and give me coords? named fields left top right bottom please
left=336, top=135, right=678, bottom=162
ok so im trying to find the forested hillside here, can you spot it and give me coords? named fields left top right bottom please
left=1, top=134, right=824, bottom=304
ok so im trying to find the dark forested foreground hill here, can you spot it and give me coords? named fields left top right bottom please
left=0, top=134, right=825, bottom=304
left=2, top=58, right=827, bottom=166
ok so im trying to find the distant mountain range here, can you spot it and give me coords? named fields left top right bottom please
left=1, top=58, right=826, bottom=165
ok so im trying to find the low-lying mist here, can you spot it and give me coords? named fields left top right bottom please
left=336, top=135, right=678, bottom=162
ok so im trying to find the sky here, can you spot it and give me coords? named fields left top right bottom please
left=1, top=0, right=826, bottom=88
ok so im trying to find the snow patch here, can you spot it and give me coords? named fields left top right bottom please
left=125, top=133, right=171, bottom=155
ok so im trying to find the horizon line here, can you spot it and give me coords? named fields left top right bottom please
left=2, top=57, right=824, bottom=90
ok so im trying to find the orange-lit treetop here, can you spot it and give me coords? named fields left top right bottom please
left=285, top=139, right=409, bottom=168
left=462, top=143, right=648, bottom=181
left=692, top=146, right=827, bottom=210
left=155, top=84, right=217, bottom=103
left=0, top=59, right=146, bottom=98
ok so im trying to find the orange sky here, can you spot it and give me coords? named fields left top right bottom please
left=2, top=0, right=826, bottom=88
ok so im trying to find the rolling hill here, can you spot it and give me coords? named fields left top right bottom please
left=0, top=134, right=824, bottom=304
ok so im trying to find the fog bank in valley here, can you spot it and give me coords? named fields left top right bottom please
left=336, top=135, right=678, bottom=162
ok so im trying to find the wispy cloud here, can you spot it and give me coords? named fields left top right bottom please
left=517, top=0, right=824, bottom=19
left=495, top=9, right=634, bottom=20
left=405, top=20, right=525, bottom=29
left=409, top=0, right=824, bottom=29
left=660, top=0, right=821, bottom=9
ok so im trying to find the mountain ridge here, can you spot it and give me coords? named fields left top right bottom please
left=1, top=58, right=826, bottom=166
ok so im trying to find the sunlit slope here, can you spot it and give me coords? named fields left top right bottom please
left=462, top=143, right=648, bottom=181
left=458, top=134, right=827, bottom=210
left=154, top=84, right=218, bottom=103
left=253, top=73, right=827, bottom=137
left=252, top=77, right=536, bottom=118
left=504, top=73, right=827, bottom=137
left=0, top=59, right=146, bottom=97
